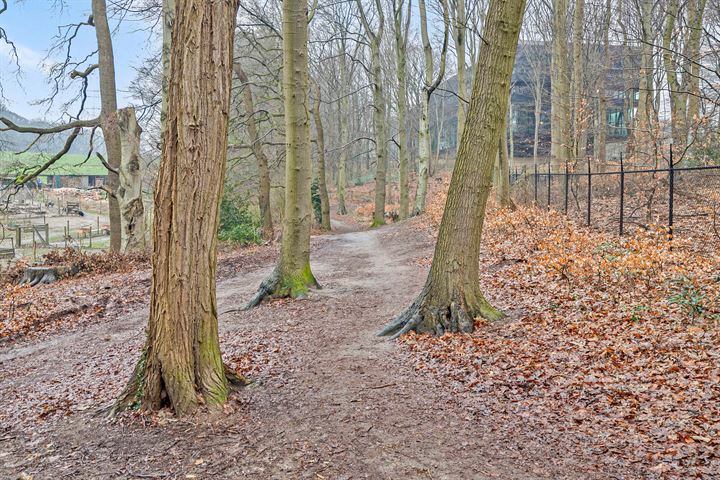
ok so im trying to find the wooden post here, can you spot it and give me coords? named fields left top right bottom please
left=534, top=163, right=538, bottom=204
left=89, top=226, right=93, bottom=249
left=16, top=226, right=21, bottom=248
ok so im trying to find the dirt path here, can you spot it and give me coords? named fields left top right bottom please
left=1, top=223, right=578, bottom=479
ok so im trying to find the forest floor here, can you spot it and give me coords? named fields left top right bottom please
left=1, top=182, right=718, bottom=479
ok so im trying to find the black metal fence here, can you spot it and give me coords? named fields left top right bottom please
left=510, top=149, right=720, bottom=239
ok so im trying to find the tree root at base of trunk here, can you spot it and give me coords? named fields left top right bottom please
left=245, top=264, right=320, bottom=309
left=378, top=286, right=504, bottom=339
left=108, top=360, right=248, bottom=418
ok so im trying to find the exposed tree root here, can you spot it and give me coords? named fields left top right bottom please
left=378, top=286, right=504, bottom=339
left=245, top=264, right=320, bottom=309
left=109, top=358, right=248, bottom=418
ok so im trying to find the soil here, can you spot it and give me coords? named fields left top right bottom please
left=1, top=219, right=623, bottom=479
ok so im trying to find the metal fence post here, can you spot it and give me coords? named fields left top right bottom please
left=668, top=145, right=674, bottom=240
left=534, top=163, right=538, bottom=204
left=619, top=152, right=625, bottom=236
left=547, top=162, right=551, bottom=210
left=564, top=161, right=569, bottom=214
left=586, top=157, right=592, bottom=226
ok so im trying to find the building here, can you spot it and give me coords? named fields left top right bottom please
left=0, top=152, right=108, bottom=189
left=430, top=42, right=640, bottom=159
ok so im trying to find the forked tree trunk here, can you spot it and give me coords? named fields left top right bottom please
left=234, top=62, right=274, bottom=240
left=92, top=0, right=122, bottom=252
left=117, top=107, right=146, bottom=251
left=380, top=0, right=525, bottom=338
left=312, top=83, right=331, bottom=231
left=112, top=0, right=241, bottom=416
left=247, top=0, right=319, bottom=307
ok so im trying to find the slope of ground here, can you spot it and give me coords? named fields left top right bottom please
left=2, top=217, right=621, bottom=480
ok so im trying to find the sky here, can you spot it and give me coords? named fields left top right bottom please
left=0, top=0, right=157, bottom=122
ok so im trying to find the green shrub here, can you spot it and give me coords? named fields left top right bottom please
left=218, top=185, right=261, bottom=245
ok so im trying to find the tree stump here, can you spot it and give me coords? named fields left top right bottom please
left=19, top=265, right=77, bottom=287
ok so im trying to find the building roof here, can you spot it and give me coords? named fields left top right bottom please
left=0, top=151, right=108, bottom=178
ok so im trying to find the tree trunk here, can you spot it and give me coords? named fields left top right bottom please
left=533, top=73, right=541, bottom=169
left=92, top=0, right=122, bottom=252
left=312, top=83, right=331, bottom=231
left=394, top=0, right=411, bottom=220
left=113, top=0, right=242, bottom=417
left=117, top=107, right=146, bottom=251
left=247, top=0, right=319, bottom=307
left=495, top=100, right=514, bottom=209
left=595, top=0, right=611, bottom=163
left=370, top=40, right=388, bottom=226
left=337, top=40, right=349, bottom=215
left=413, top=0, right=449, bottom=216
left=380, top=0, right=525, bottom=338
left=636, top=0, right=655, bottom=161
left=453, top=0, right=467, bottom=147
left=551, top=0, right=571, bottom=164
left=414, top=90, right=431, bottom=215
left=571, top=0, right=585, bottom=163
left=160, top=0, right=174, bottom=140
left=234, top=62, right=274, bottom=241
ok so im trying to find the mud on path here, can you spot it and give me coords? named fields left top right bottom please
left=2, top=222, right=600, bottom=479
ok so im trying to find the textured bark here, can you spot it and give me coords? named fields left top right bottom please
left=113, top=0, right=241, bottom=417
left=550, top=0, right=571, bottom=164
left=393, top=0, right=411, bottom=220
left=247, top=0, right=318, bottom=308
left=413, top=0, right=449, bottom=216
left=234, top=63, right=274, bottom=241
left=380, top=0, right=525, bottom=338
left=312, top=83, right=331, bottom=231
left=117, top=107, right=146, bottom=251
left=92, top=0, right=122, bottom=252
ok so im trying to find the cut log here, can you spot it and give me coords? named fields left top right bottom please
left=19, top=265, right=78, bottom=287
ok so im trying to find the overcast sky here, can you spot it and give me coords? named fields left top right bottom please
left=0, top=1, right=157, bottom=122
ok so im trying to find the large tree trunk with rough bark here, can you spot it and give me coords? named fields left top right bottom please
left=312, top=83, right=331, bottom=231
left=247, top=0, right=319, bottom=307
left=380, top=0, right=525, bottom=338
left=112, top=0, right=242, bottom=417
left=234, top=62, right=274, bottom=241
left=117, top=107, right=146, bottom=251
left=92, top=0, right=122, bottom=252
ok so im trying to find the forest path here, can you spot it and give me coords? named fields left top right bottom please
left=0, top=222, right=545, bottom=479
